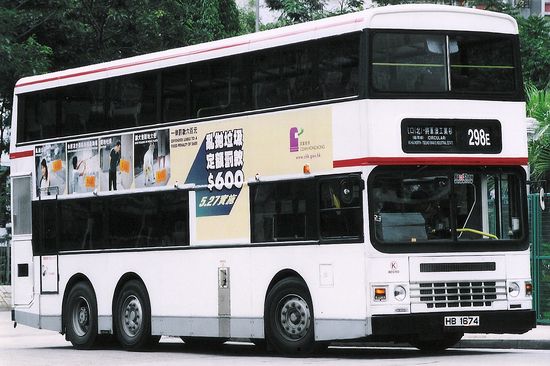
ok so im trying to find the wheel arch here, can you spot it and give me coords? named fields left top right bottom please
left=61, top=273, right=95, bottom=334
left=263, top=269, right=316, bottom=354
left=264, top=269, right=311, bottom=305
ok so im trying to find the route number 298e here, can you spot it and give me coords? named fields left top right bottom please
left=468, top=128, right=491, bottom=146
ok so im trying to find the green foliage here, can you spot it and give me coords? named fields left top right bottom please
left=11, top=0, right=242, bottom=70
left=264, top=0, right=363, bottom=26
left=527, top=85, right=550, bottom=181
left=238, top=1, right=257, bottom=34
left=0, top=171, right=9, bottom=229
left=265, top=0, right=326, bottom=24
left=516, top=15, right=550, bottom=90
left=0, top=2, right=53, bottom=156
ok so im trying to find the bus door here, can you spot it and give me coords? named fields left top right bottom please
left=11, top=175, right=34, bottom=305
left=36, top=193, right=59, bottom=294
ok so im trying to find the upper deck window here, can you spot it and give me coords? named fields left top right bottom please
left=372, top=33, right=447, bottom=93
left=16, top=33, right=359, bottom=144
left=370, top=31, right=521, bottom=99
left=450, top=34, right=515, bottom=94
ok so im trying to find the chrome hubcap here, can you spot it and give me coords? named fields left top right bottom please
left=72, top=296, right=90, bottom=337
left=122, top=295, right=142, bottom=337
left=277, top=294, right=311, bottom=341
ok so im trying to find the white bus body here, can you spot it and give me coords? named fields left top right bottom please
left=10, top=5, right=534, bottom=354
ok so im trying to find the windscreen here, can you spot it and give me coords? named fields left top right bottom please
left=369, top=167, right=526, bottom=252
left=370, top=31, right=519, bottom=97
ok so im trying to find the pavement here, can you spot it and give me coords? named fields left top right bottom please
left=0, top=284, right=548, bottom=350
left=458, top=326, right=550, bottom=350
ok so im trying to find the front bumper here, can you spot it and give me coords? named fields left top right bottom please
left=372, top=310, right=536, bottom=336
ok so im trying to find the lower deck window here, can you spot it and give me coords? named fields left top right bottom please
left=251, top=175, right=363, bottom=243
left=32, top=190, right=189, bottom=254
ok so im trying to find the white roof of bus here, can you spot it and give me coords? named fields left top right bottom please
left=14, top=4, right=518, bottom=94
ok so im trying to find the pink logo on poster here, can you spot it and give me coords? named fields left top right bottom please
left=290, top=127, right=303, bottom=152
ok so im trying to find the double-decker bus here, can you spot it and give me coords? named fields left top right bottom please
left=9, top=5, right=535, bottom=354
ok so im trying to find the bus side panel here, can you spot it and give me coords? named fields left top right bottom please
left=12, top=240, right=34, bottom=306
left=250, top=244, right=368, bottom=341
left=54, top=243, right=367, bottom=341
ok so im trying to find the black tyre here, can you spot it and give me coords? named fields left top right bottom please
left=114, top=280, right=154, bottom=350
left=410, top=332, right=463, bottom=353
left=265, top=277, right=315, bottom=355
left=64, top=282, right=98, bottom=349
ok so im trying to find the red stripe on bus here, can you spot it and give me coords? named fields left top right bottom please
left=9, top=150, right=34, bottom=159
left=333, top=157, right=529, bottom=167
left=16, top=17, right=364, bottom=89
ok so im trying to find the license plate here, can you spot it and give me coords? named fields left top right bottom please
left=444, top=316, right=480, bottom=327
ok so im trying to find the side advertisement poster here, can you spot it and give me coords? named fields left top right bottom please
left=33, top=107, right=333, bottom=242
left=170, top=107, right=333, bottom=242
left=35, top=143, right=67, bottom=197
left=99, top=135, right=133, bottom=191
left=134, top=129, right=171, bottom=188
left=67, top=138, right=99, bottom=194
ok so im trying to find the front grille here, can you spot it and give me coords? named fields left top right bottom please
left=420, top=262, right=496, bottom=273
left=410, top=281, right=506, bottom=309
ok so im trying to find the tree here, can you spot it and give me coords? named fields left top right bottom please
left=0, top=2, right=53, bottom=228
left=266, top=0, right=326, bottom=24
left=516, top=15, right=550, bottom=90
left=264, top=0, right=363, bottom=26
left=7, top=0, right=242, bottom=70
left=527, top=85, right=550, bottom=184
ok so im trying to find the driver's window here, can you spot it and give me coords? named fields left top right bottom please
left=319, top=177, right=363, bottom=239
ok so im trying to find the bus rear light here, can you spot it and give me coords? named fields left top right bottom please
left=525, top=282, right=533, bottom=296
left=374, top=287, right=387, bottom=301
left=303, top=164, right=311, bottom=174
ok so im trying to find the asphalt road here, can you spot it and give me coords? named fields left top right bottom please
left=2, top=311, right=549, bottom=366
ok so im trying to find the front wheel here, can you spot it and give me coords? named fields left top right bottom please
left=410, top=332, right=464, bottom=353
left=64, top=282, right=98, bottom=349
left=265, top=277, right=315, bottom=355
left=114, top=280, right=154, bottom=350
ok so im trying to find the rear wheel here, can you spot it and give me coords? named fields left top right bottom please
left=410, top=332, right=463, bottom=353
left=265, top=277, right=315, bottom=355
left=114, top=280, right=154, bottom=350
left=64, top=282, right=98, bottom=349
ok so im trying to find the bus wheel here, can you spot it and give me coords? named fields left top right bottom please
left=265, top=277, right=315, bottom=355
left=64, top=282, right=98, bottom=349
left=410, top=332, right=464, bottom=353
left=114, top=280, right=153, bottom=350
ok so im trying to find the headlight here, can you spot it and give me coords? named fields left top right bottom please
left=394, top=285, right=406, bottom=301
left=508, top=282, right=520, bottom=297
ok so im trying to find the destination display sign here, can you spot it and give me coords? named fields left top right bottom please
left=401, top=119, right=502, bottom=154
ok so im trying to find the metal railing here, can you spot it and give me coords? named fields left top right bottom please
left=529, top=193, right=550, bottom=324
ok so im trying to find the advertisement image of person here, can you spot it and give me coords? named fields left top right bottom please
left=158, top=130, right=167, bottom=170
left=109, top=141, right=121, bottom=190
left=39, top=159, right=50, bottom=195
left=143, top=142, right=155, bottom=186
left=71, top=156, right=87, bottom=193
